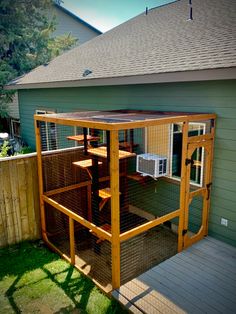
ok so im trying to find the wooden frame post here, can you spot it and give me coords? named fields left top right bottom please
left=204, top=119, right=215, bottom=236
left=110, top=130, right=121, bottom=289
left=69, top=217, right=75, bottom=265
left=34, top=118, right=47, bottom=241
left=178, top=121, right=189, bottom=252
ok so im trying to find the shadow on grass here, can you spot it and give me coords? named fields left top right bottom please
left=0, top=241, right=100, bottom=313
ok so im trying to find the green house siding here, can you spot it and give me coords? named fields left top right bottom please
left=18, top=79, right=236, bottom=246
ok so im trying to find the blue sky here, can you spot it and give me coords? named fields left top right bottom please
left=62, top=0, right=175, bottom=32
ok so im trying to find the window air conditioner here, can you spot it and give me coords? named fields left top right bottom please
left=136, top=153, right=168, bottom=178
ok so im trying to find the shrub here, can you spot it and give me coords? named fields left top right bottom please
left=0, top=141, right=11, bottom=157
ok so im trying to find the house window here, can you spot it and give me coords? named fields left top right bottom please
left=11, top=119, right=21, bottom=138
left=145, top=122, right=205, bottom=186
left=88, top=128, right=106, bottom=145
left=170, top=122, right=205, bottom=186
left=36, top=110, right=57, bottom=151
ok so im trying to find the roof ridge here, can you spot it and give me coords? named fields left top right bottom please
left=148, top=0, right=180, bottom=12
left=53, top=2, right=102, bottom=34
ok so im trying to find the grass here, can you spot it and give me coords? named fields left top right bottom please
left=0, top=241, right=128, bottom=314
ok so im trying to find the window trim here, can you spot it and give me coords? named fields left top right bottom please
left=11, top=119, right=21, bottom=138
left=36, top=110, right=58, bottom=151
left=169, top=122, right=206, bottom=187
left=144, top=122, right=206, bottom=187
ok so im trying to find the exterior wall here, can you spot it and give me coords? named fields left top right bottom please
left=52, top=6, right=101, bottom=45
left=7, top=92, right=20, bottom=119
left=18, top=79, right=236, bottom=246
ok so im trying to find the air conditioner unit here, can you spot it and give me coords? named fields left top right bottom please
left=136, top=153, right=168, bottom=178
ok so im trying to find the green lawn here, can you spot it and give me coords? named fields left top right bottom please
left=0, top=241, right=127, bottom=314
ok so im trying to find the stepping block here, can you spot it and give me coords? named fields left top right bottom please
left=127, top=172, right=147, bottom=182
left=99, top=188, right=112, bottom=211
left=67, top=135, right=100, bottom=142
left=98, top=188, right=121, bottom=211
left=73, top=159, right=102, bottom=168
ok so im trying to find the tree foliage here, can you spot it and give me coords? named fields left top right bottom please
left=0, top=0, right=77, bottom=117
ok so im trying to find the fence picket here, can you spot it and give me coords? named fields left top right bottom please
left=0, top=155, right=40, bottom=247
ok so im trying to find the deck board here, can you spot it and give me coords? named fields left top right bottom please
left=164, top=257, right=236, bottom=301
left=112, top=237, right=236, bottom=314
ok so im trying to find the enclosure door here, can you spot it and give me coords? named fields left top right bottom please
left=183, top=139, right=213, bottom=249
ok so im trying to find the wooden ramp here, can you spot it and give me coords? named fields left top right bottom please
left=112, top=237, right=236, bottom=314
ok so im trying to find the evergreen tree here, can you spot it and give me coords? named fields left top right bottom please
left=0, top=0, right=77, bottom=117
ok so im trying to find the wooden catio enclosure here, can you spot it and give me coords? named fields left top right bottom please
left=34, top=110, right=216, bottom=292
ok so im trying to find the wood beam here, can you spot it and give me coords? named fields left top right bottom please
left=178, top=121, right=189, bottom=252
left=69, top=217, right=75, bottom=265
left=110, top=130, right=121, bottom=289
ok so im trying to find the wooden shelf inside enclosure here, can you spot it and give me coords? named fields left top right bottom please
left=98, top=188, right=121, bottom=211
left=88, top=146, right=136, bottom=159
left=67, top=135, right=100, bottom=142
left=119, top=141, right=138, bottom=151
left=73, top=159, right=102, bottom=168
left=127, top=172, right=147, bottom=182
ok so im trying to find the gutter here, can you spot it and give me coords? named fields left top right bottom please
left=4, top=67, right=236, bottom=90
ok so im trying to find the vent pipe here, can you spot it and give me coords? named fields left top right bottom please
left=188, top=0, right=193, bottom=20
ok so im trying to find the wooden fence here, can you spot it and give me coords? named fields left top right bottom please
left=0, top=153, right=40, bottom=247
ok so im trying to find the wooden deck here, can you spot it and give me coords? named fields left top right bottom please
left=112, top=237, right=236, bottom=313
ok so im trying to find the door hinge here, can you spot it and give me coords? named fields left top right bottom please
left=182, top=229, right=188, bottom=236
left=206, top=182, right=212, bottom=200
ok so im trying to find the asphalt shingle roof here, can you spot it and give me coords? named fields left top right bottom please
left=7, top=0, right=236, bottom=88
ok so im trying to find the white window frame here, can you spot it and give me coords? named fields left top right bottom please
left=144, top=122, right=206, bottom=187
left=169, top=122, right=206, bottom=187
left=11, top=119, right=21, bottom=138
left=87, top=128, right=106, bottom=144
left=36, top=110, right=58, bottom=151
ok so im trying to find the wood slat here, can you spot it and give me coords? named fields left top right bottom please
left=0, top=156, right=40, bottom=247
left=163, top=256, right=236, bottom=302
left=113, top=237, right=236, bottom=314
left=121, top=279, right=185, bottom=314
left=153, top=263, right=236, bottom=312
left=117, top=283, right=163, bottom=314
left=112, top=290, right=144, bottom=314
left=139, top=272, right=205, bottom=314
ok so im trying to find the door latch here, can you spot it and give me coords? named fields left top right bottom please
left=185, top=158, right=194, bottom=166
left=182, top=229, right=188, bottom=236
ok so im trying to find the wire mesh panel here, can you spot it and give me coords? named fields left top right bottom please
left=119, top=125, right=180, bottom=233
left=45, top=203, right=70, bottom=257
left=74, top=222, right=112, bottom=291
left=45, top=204, right=112, bottom=289
left=188, top=195, right=203, bottom=235
left=40, top=120, right=182, bottom=288
left=120, top=222, right=178, bottom=285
